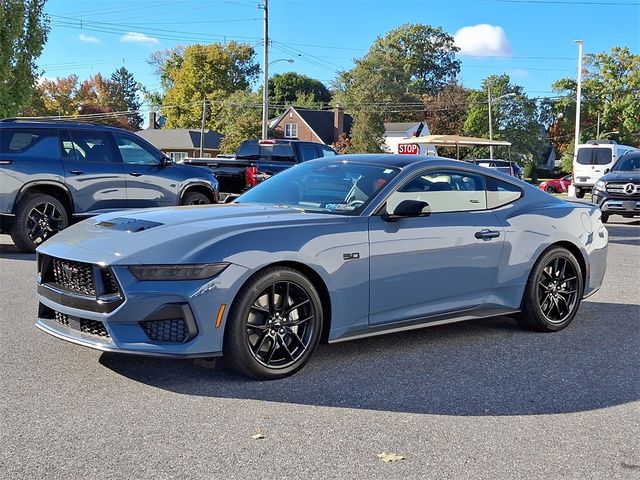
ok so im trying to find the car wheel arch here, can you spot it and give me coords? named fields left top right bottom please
left=16, top=182, right=74, bottom=215
left=180, top=185, right=217, bottom=204
left=225, top=260, right=333, bottom=343
left=535, top=240, right=588, bottom=288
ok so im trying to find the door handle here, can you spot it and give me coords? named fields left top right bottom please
left=129, top=172, right=142, bottom=177
left=68, top=169, right=84, bottom=175
left=474, top=229, right=500, bottom=240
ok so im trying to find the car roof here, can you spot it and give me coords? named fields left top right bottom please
left=0, top=118, right=130, bottom=133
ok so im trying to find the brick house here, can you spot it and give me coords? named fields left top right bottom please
left=269, top=106, right=353, bottom=145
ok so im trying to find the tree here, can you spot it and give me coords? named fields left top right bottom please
left=333, top=23, right=460, bottom=150
left=463, top=75, right=546, bottom=164
left=350, top=111, right=385, bottom=153
left=550, top=47, right=640, bottom=151
left=0, top=0, right=50, bottom=117
left=108, top=67, right=143, bottom=130
left=422, top=81, right=469, bottom=135
left=215, top=90, right=262, bottom=153
left=268, top=72, right=331, bottom=110
left=160, top=42, right=260, bottom=129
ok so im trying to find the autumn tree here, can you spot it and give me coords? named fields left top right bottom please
left=0, top=0, right=49, bottom=117
left=159, top=42, right=260, bottom=129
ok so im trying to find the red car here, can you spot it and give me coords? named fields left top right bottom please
left=539, top=175, right=572, bottom=194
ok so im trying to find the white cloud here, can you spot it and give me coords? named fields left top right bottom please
left=120, top=32, right=159, bottom=45
left=454, top=24, right=511, bottom=57
left=78, top=33, right=101, bottom=45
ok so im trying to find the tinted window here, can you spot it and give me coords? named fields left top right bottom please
left=114, top=133, right=160, bottom=165
left=299, top=144, right=319, bottom=161
left=320, top=146, right=336, bottom=157
left=236, top=142, right=295, bottom=161
left=576, top=147, right=612, bottom=165
left=65, top=129, right=117, bottom=163
left=486, top=177, right=522, bottom=209
left=388, top=170, right=487, bottom=214
left=0, top=128, right=59, bottom=158
left=612, top=153, right=640, bottom=172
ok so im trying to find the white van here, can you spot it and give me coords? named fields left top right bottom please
left=573, top=140, right=638, bottom=198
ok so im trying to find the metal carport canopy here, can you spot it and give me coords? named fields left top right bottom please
left=397, top=134, right=511, bottom=147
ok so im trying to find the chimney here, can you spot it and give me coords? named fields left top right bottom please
left=147, top=111, right=157, bottom=129
left=333, top=104, right=344, bottom=142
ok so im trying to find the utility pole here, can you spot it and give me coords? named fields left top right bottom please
left=200, top=98, right=208, bottom=157
left=488, top=85, right=494, bottom=160
left=260, top=0, right=269, bottom=140
left=570, top=40, right=583, bottom=197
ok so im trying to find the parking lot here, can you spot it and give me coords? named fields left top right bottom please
left=1, top=219, right=638, bottom=480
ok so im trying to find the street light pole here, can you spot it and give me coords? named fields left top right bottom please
left=260, top=0, right=269, bottom=140
left=570, top=40, right=584, bottom=197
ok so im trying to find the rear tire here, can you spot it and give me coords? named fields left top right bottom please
left=181, top=191, right=211, bottom=205
left=224, top=267, right=323, bottom=379
left=601, top=213, right=609, bottom=223
left=10, top=194, right=69, bottom=253
left=575, top=189, right=585, bottom=199
left=545, top=185, right=556, bottom=194
left=514, top=247, right=584, bottom=332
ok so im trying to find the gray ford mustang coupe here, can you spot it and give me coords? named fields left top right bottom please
left=35, top=155, right=608, bottom=379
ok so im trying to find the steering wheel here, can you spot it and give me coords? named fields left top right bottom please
left=348, top=199, right=365, bottom=208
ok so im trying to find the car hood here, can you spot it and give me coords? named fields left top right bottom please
left=600, top=172, right=640, bottom=183
left=37, top=203, right=351, bottom=265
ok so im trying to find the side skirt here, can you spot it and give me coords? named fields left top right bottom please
left=328, top=307, right=520, bottom=344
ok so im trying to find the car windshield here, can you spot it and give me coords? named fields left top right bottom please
left=235, top=160, right=400, bottom=215
left=612, top=153, right=640, bottom=172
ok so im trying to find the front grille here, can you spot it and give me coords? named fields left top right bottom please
left=80, top=319, right=109, bottom=337
left=606, top=182, right=640, bottom=195
left=141, top=318, right=189, bottom=343
left=40, top=304, right=110, bottom=338
left=51, top=257, right=96, bottom=296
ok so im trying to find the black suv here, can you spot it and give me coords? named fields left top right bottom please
left=591, top=150, right=640, bottom=223
left=0, top=119, right=219, bottom=252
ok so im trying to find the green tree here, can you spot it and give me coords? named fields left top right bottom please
left=350, top=112, right=385, bottom=153
left=214, top=90, right=262, bottom=153
left=268, top=72, right=331, bottom=110
left=551, top=47, right=640, bottom=150
left=108, top=67, right=142, bottom=130
left=160, top=42, right=260, bottom=129
left=463, top=75, right=545, bottom=164
left=0, top=0, right=49, bottom=117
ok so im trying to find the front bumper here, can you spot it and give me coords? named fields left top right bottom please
left=592, top=192, right=640, bottom=215
left=36, top=259, right=250, bottom=358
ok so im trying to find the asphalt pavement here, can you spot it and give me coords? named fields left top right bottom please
left=1, top=219, right=638, bottom=480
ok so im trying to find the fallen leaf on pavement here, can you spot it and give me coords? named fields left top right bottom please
left=377, top=452, right=405, bottom=462
left=251, top=433, right=265, bottom=440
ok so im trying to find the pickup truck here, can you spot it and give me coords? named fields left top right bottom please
left=185, top=139, right=337, bottom=200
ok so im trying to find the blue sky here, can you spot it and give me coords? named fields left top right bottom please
left=40, top=0, right=640, bottom=101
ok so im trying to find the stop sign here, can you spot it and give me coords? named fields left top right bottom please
left=398, top=143, right=420, bottom=155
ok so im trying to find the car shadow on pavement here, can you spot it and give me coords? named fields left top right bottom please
left=100, top=300, right=639, bottom=416
left=606, top=221, right=640, bottom=247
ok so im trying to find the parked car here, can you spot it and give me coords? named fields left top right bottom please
left=539, top=175, right=572, bottom=194
left=0, top=119, right=219, bottom=252
left=510, top=161, right=525, bottom=180
left=35, top=154, right=608, bottom=379
left=591, top=150, right=640, bottom=223
left=185, top=139, right=337, bottom=200
left=467, top=159, right=518, bottom=178
left=573, top=140, right=638, bottom=198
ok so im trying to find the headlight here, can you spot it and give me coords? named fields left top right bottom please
left=594, top=180, right=606, bottom=191
left=129, top=263, right=229, bottom=281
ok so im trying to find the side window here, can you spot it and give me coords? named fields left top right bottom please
left=114, top=133, right=160, bottom=165
left=0, top=128, right=59, bottom=158
left=486, top=177, right=523, bottom=209
left=66, top=129, right=117, bottom=163
left=386, top=170, right=487, bottom=214
left=320, top=146, right=336, bottom=157
left=299, top=144, right=319, bottom=161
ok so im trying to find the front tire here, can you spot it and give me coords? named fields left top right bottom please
left=224, top=267, right=323, bottom=379
left=514, top=247, right=584, bottom=332
left=545, top=185, right=556, bottom=194
left=10, top=194, right=69, bottom=252
left=601, top=213, right=609, bottom=223
left=575, top=189, right=585, bottom=199
left=181, top=191, right=211, bottom=205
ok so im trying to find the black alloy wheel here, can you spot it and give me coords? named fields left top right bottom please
left=224, top=267, right=323, bottom=379
left=514, top=247, right=583, bottom=332
left=545, top=185, right=556, bottom=194
left=10, top=194, right=69, bottom=252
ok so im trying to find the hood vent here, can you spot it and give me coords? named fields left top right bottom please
left=95, top=217, right=163, bottom=232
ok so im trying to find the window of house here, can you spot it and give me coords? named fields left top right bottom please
left=169, top=151, right=187, bottom=162
left=284, top=123, right=298, bottom=138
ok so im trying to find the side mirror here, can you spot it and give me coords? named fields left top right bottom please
left=604, top=168, right=610, bottom=174
left=161, top=156, right=173, bottom=166
left=382, top=200, right=431, bottom=222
